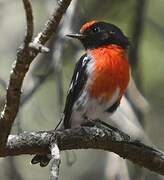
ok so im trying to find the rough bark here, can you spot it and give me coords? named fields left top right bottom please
left=0, top=0, right=72, bottom=148
left=1, top=126, right=164, bottom=176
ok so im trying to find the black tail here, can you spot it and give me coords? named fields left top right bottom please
left=31, top=154, right=51, bottom=167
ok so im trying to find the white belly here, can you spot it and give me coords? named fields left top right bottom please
left=70, top=88, right=120, bottom=128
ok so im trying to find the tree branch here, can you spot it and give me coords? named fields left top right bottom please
left=34, top=0, right=72, bottom=45
left=0, top=0, right=34, bottom=148
left=0, top=0, right=72, bottom=148
left=1, top=126, right=164, bottom=176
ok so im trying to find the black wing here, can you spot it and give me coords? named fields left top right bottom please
left=63, top=54, right=90, bottom=129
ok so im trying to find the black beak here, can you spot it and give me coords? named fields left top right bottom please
left=66, top=33, right=86, bottom=39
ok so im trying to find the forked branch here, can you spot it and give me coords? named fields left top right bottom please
left=0, top=0, right=72, bottom=148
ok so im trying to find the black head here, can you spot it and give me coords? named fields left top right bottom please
left=66, top=20, right=129, bottom=50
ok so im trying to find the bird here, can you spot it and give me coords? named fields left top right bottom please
left=31, top=20, right=130, bottom=166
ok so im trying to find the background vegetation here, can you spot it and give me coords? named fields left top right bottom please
left=0, top=0, right=164, bottom=179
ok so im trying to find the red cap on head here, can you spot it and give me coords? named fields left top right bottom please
left=80, top=20, right=97, bottom=33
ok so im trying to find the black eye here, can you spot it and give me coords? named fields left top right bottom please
left=110, top=31, right=115, bottom=35
left=92, top=26, right=101, bottom=33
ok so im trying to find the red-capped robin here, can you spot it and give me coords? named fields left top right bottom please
left=31, top=20, right=130, bottom=166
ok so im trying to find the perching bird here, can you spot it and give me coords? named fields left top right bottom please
left=31, top=20, right=130, bottom=166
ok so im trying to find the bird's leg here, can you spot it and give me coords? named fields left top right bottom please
left=81, top=117, right=112, bottom=129
left=94, top=119, right=130, bottom=140
left=81, top=116, right=96, bottom=127
left=81, top=120, right=96, bottom=127
left=81, top=117, right=115, bottom=129
left=94, top=119, right=119, bottom=131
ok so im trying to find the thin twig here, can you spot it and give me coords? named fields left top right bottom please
left=22, top=0, right=33, bottom=45
left=34, top=0, right=72, bottom=45
left=50, top=142, right=60, bottom=180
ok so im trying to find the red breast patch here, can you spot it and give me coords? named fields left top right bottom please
left=87, top=45, right=130, bottom=101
